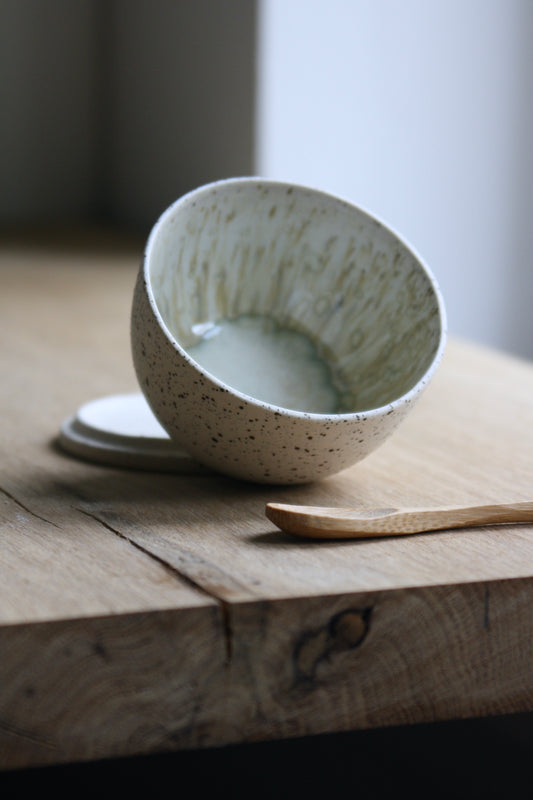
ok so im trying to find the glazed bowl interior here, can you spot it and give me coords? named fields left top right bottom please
left=147, top=179, right=444, bottom=414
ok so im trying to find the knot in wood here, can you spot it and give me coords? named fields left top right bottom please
left=293, top=606, right=372, bottom=684
left=329, top=608, right=370, bottom=649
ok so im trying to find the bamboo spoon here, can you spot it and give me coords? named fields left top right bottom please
left=265, top=501, right=533, bottom=539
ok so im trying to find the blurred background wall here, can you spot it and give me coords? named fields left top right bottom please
left=1, top=0, right=532, bottom=360
left=0, top=0, right=256, bottom=229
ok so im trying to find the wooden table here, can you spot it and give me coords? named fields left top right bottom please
left=2, top=230, right=533, bottom=772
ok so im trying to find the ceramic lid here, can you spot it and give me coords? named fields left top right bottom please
left=59, top=393, right=209, bottom=473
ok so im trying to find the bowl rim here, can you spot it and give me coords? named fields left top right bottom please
left=140, top=176, right=447, bottom=421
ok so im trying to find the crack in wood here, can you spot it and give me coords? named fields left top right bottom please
left=220, top=601, right=233, bottom=666
left=75, top=507, right=234, bottom=664
left=483, top=582, right=490, bottom=630
left=0, top=486, right=61, bottom=529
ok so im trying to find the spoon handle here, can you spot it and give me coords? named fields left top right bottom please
left=265, top=501, right=533, bottom=539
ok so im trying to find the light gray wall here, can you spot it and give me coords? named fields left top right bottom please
left=0, top=0, right=257, bottom=232
left=256, top=0, right=533, bottom=360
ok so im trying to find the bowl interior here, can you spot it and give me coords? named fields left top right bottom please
left=147, top=180, right=444, bottom=413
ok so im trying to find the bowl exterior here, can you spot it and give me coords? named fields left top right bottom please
left=131, top=267, right=421, bottom=484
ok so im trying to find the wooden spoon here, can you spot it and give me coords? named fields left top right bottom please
left=265, top=501, right=533, bottom=539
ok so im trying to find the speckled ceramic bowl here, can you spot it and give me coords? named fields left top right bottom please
left=131, top=177, right=446, bottom=484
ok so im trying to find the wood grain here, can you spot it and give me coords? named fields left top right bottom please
left=1, top=230, right=533, bottom=769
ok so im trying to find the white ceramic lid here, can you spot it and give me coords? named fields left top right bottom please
left=58, top=393, right=209, bottom=473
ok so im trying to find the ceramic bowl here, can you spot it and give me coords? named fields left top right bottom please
left=131, top=177, right=446, bottom=484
